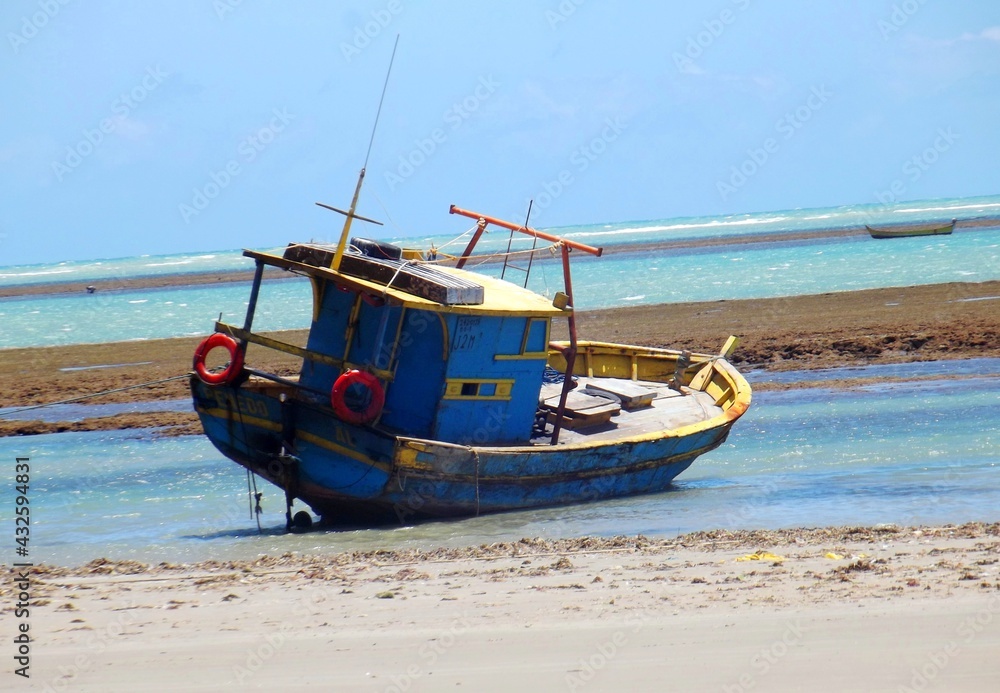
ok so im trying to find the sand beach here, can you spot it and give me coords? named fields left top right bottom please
left=12, top=524, right=1000, bottom=691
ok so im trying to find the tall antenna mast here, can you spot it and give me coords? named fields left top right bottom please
left=322, top=34, right=400, bottom=272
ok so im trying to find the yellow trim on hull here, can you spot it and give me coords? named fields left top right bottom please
left=394, top=438, right=724, bottom=484
left=198, top=404, right=393, bottom=473
left=195, top=405, right=282, bottom=432
left=296, top=429, right=393, bottom=473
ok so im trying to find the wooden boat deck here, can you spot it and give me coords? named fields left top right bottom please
left=534, top=376, right=724, bottom=445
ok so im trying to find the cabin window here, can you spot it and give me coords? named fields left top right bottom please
left=495, top=318, right=550, bottom=360
left=523, top=318, right=548, bottom=354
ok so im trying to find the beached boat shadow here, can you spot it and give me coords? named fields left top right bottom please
left=181, top=525, right=291, bottom=541
left=305, top=484, right=705, bottom=539
left=184, top=473, right=763, bottom=544
left=181, top=514, right=420, bottom=541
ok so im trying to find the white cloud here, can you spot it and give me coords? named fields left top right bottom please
left=676, top=60, right=706, bottom=76
left=957, top=26, right=1000, bottom=43
left=981, top=26, right=1000, bottom=42
left=114, top=117, right=152, bottom=142
left=521, top=80, right=579, bottom=120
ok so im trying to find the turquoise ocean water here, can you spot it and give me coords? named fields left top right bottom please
left=1, top=194, right=998, bottom=565
left=2, top=195, right=999, bottom=349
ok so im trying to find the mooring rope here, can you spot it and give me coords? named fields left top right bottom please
left=464, top=242, right=559, bottom=268
left=0, top=373, right=191, bottom=419
left=432, top=223, right=480, bottom=253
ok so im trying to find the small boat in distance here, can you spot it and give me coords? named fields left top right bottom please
left=866, top=218, right=956, bottom=239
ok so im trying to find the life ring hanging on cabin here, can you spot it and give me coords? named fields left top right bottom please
left=331, top=370, right=385, bottom=425
left=193, top=333, right=245, bottom=386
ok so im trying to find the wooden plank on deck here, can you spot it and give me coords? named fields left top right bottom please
left=542, top=391, right=621, bottom=430
left=584, top=378, right=657, bottom=410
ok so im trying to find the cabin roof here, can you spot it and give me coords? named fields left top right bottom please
left=245, top=248, right=568, bottom=317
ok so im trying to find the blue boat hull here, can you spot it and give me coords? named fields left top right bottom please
left=191, top=376, right=734, bottom=524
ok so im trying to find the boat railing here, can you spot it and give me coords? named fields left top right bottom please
left=214, top=320, right=394, bottom=383
left=547, top=338, right=750, bottom=413
left=208, top=251, right=400, bottom=404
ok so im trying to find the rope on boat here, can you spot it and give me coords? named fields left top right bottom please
left=0, top=374, right=191, bottom=419
left=432, top=222, right=481, bottom=253
left=381, top=258, right=413, bottom=297
left=225, top=388, right=267, bottom=534
left=463, top=242, right=561, bottom=268
left=283, top=226, right=560, bottom=269
left=247, top=468, right=263, bottom=534
left=417, top=223, right=556, bottom=265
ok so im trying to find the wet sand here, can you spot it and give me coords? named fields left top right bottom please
left=2, top=280, right=999, bottom=437
left=12, top=524, right=1000, bottom=691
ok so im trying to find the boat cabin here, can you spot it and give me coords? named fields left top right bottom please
left=229, top=238, right=567, bottom=446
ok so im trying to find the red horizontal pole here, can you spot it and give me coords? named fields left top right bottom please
left=449, top=205, right=603, bottom=257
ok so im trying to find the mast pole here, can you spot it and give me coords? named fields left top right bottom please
left=331, top=35, right=400, bottom=272
left=331, top=169, right=367, bottom=271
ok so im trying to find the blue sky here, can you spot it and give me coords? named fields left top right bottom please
left=2, top=1, right=999, bottom=265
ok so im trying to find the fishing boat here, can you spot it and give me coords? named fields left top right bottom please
left=188, top=47, right=751, bottom=528
left=189, top=205, right=751, bottom=527
left=866, top=219, right=956, bottom=239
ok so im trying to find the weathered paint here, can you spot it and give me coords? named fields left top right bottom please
left=191, top=338, right=748, bottom=523
left=191, top=235, right=752, bottom=525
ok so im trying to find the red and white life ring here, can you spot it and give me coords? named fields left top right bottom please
left=331, top=370, right=384, bottom=425
left=193, top=333, right=245, bottom=385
